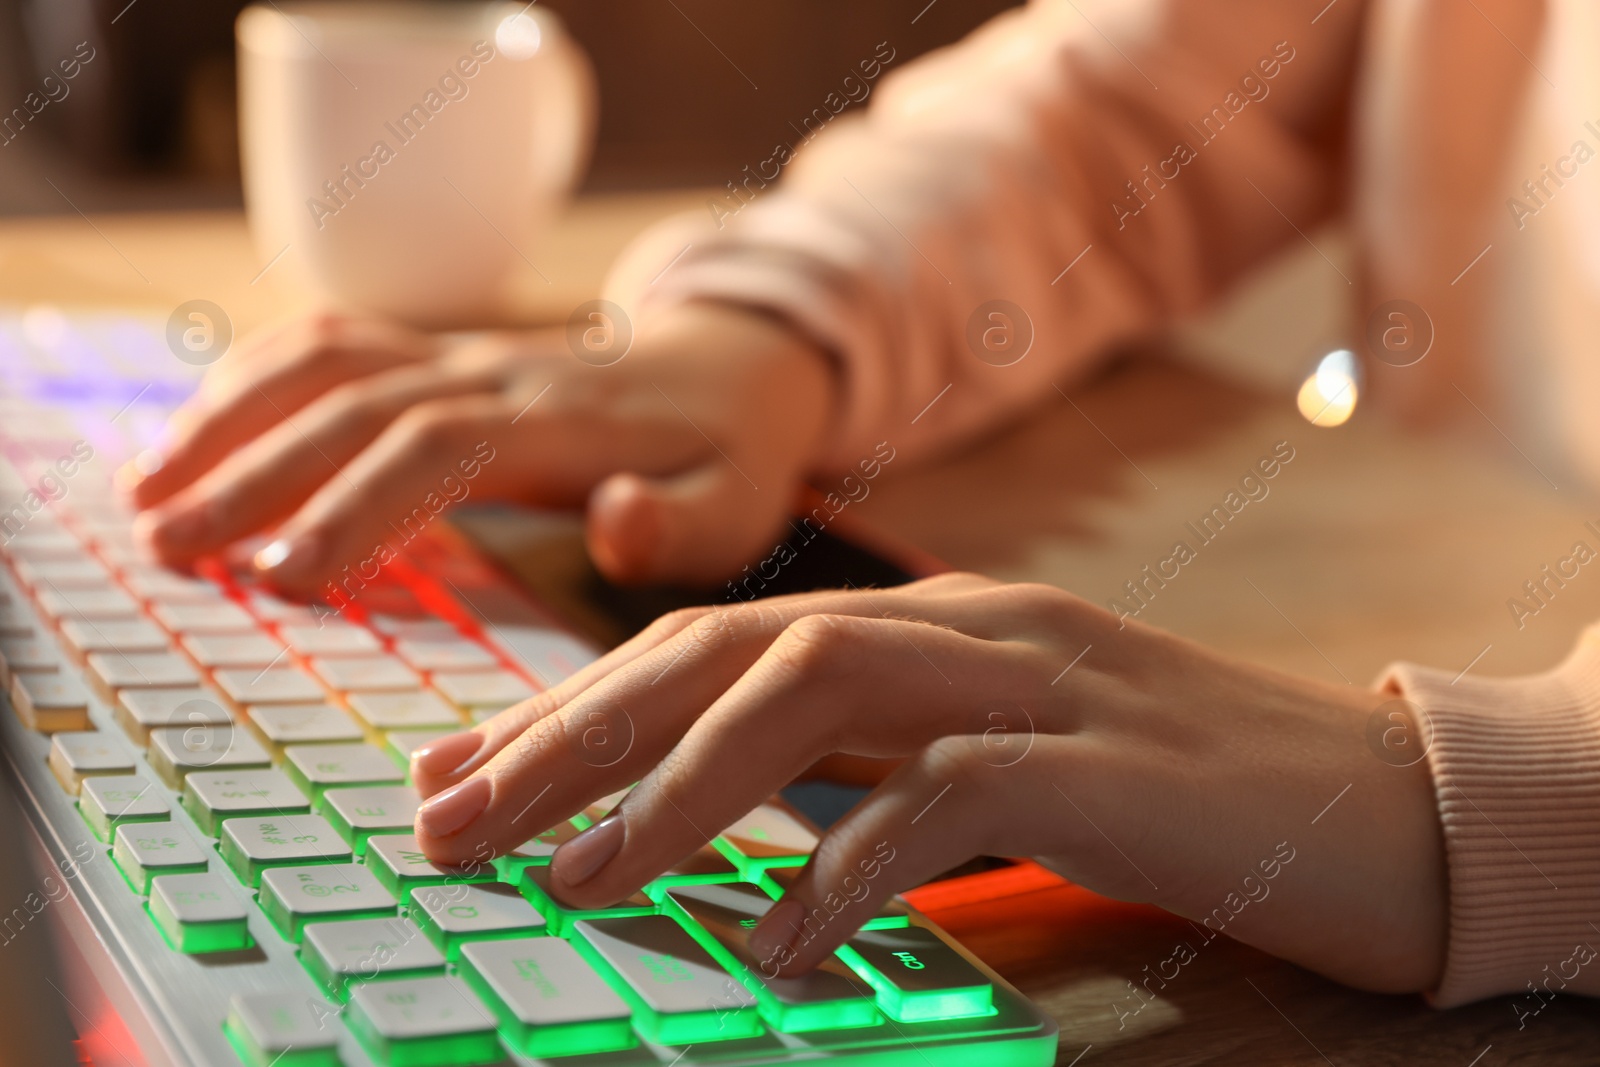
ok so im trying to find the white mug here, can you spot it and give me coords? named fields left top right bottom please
left=237, top=1, right=595, bottom=325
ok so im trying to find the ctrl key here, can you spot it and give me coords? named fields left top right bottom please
left=148, top=872, right=251, bottom=953
left=347, top=975, right=500, bottom=1067
left=225, top=992, right=341, bottom=1067
left=840, top=926, right=995, bottom=1023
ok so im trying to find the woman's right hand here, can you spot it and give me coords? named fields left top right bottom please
left=120, top=301, right=838, bottom=593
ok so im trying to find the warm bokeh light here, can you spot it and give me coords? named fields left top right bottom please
left=1297, top=348, right=1359, bottom=427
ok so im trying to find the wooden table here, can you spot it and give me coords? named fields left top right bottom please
left=5, top=200, right=1599, bottom=1064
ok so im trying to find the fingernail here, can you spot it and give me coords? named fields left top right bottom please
left=114, top=450, right=163, bottom=493
left=552, top=814, right=625, bottom=887
left=412, top=731, right=486, bottom=779
left=416, top=776, right=492, bottom=838
left=254, top=531, right=323, bottom=579
left=748, top=899, right=806, bottom=971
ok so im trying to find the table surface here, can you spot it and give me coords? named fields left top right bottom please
left=4, top=197, right=1599, bottom=1064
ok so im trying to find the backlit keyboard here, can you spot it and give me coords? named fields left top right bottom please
left=0, top=307, right=1057, bottom=1066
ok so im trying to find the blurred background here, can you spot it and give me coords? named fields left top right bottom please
left=0, top=0, right=1019, bottom=214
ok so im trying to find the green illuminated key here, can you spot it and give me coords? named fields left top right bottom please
left=79, top=774, right=166, bottom=841
left=411, top=882, right=545, bottom=959
left=839, top=926, right=994, bottom=1022
left=346, top=975, right=500, bottom=1067
left=459, top=938, right=635, bottom=1057
left=224, top=992, right=341, bottom=1067
left=365, top=833, right=495, bottom=902
left=301, top=916, right=446, bottom=1001
left=258, top=863, right=395, bottom=941
left=113, top=823, right=208, bottom=893
left=713, top=806, right=818, bottom=870
left=489, top=819, right=585, bottom=880
left=284, top=742, right=402, bottom=805
left=147, top=725, right=270, bottom=789
left=518, top=865, right=654, bottom=934
left=666, top=882, right=879, bottom=1032
left=220, top=814, right=352, bottom=886
left=182, top=768, right=309, bottom=835
left=321, top=785, right=420, bottom=854
left=148, top=872, right=250, bottom=953
left=573, top=914, right=761, bottom=1044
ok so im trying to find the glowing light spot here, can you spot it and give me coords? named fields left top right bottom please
left=495, top=14, right=542, bottom=60
left=1297, top=349, right=1359, bottom=427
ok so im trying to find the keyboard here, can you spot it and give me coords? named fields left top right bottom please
left=0, top=306, right=1058, bottom=1067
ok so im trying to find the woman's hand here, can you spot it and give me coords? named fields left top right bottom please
left=409, top=573, right=1448, bottom=995
left=120, top=303, right=836, bottom=590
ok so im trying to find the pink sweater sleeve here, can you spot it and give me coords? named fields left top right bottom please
left=606, top=0, right=1363, bottom=470
left=1383, top=637, right=1600, bottom=1009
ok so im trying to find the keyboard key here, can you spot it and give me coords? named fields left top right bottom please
left=519, top=866, right=655, bottom=934
left=59, top=617, right=168, bottom=657
left=310, top=655, right=418, bottom=692
left=147, top=725, right=271, bottom=788
left=0, top=634, right=59, bottom=688
left=112, top=822, right=208, bottom=893
left=715, top=805, right=819, bottom=865
left=15, top=558, right=105, bottom=588
left=115, top=687, right=230, bottom=745
left=459, top=938, right=635, bottom=1057
left=302, top=916, right=447, bottom=1001
left=225, top=992, right=341, bottom=1067
left=183, top=768, right=310, bottom=835
left=245, top=703, right=363, bottom=751
left=0, top=601, right=36, bottom=636
left=384, top=728, right=451, bottom=767
left=411, top=882, right=546, bottom=958
left=841, top=926, right=994, bottom=1022
left=346, top=975, right=499, bottom=1067
left=369, top=615, right=458, bottom=639
left=11, top=671, right=89, bottom=732
left=149, top=871, right=251, bottom=953
left=431, top=670, right=533, bottom=711
left=321, top=785, right=421, bottom=854
left=151, top=600, right=256, bottom=633
left=490, top=820, right=585, bottom=880
left=79, top=774, right=167, bottom=841
left=393, top=637, right=497, bottom=672
left=574, top=914, right=761, bottom=1043
left=120, top=567, right=224, bottom=603
left=37, top=585, right=140, bottom=620
left=281, top=623, right=381, bottom=656
left=347, top=690, right=461, bottom=731
left=258, top=863, right=395, bottom=941
left=496, top=627, right=598, bottom=686
left=180, top=632, right=286, bottom=668
left=215, top=666, right=326, bottom=706
left=47, top=730, right=135, bottom=793
left=220, top=814, right=352, bottom=886
left=666, top=882, right=878, bottom=1032
left=5, top=532, right=86, bottom=561
left=87, top=650, right=200, bottom=690
left=365, top=833, right=496, bottom=902
left=284, top=743, right=403, bottom=803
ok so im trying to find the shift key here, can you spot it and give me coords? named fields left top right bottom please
left=573, top=915, right=760, bottom=1045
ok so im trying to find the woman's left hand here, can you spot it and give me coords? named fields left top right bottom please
left=409, top=573, right=1448, bottom=994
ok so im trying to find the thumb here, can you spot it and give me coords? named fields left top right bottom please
left=585, top=463, right=788, bottom=586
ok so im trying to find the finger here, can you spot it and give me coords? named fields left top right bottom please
left=408, top=605, right=717, bottom=796
left=412, top=582, right=1040, bottom=865
left=751, top=737, right=1034, bottom=977
left=120, top=314, right=436, bottom=508
left=585, top=464, right=791, bottom=586
left=544, top=616, right=1022, bottom=909
left=134, top=361, right=502, bottom=565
